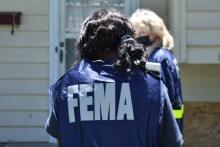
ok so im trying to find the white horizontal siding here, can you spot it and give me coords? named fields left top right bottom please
left=185, top=0, right=220, bottom=64
left=0, top=96, right=48, bottom=111
left=0, top=128, right=48, bottom=142
left=0, top=112, right=48, bottom=127
left=0, top=0, right=49, bottom=142
left=0, top=48, right=49, bottom=63
left=181, top=64, right=220, bottom=77
left=0, top=79, right=48, bottom=95
left=186, top=0, right=220, bottom=12
left=187, top=47, right=220, bottom=63
left=0, top=0, right=49, bottom=15
left=183, top=79, right=220, bottom=94
left=0, top=63, right=48, bottom=79
left=187, top=30, right=220, bottom=46
left=0, top=32, right=49, bottom=48
left=187, top=12, right=220, bottom=29
left=180, top=64, right=220, bottom=101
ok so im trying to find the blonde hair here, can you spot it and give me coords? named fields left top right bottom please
left=130, top=9, right=174, bottom=50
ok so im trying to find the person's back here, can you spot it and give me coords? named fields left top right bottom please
left=46, top=10, right=183, bottom=147
left=49, top=59, right=162, bottom=147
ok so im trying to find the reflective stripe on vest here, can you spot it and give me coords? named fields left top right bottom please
left=173, top=105, right=184, bottom=119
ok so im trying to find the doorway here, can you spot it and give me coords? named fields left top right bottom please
left=58, top=0, right=139, bottom=76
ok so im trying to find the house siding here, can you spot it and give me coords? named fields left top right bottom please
left=186, top=0, right=220, bottom=63
left=180, top=64, right=220, bottom=102
left=0, top=0, right=49, bottom=142
left=182, top=0, right=220, bottom=145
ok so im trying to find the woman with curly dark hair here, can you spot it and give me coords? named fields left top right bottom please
left=77, top=10, right=146, bottom=72
left=46, top=10, right=183, bottom=147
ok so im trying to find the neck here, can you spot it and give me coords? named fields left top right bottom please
left=144, top=39, right=162, bottom=57
left=94, top=51, right=117, bottom=62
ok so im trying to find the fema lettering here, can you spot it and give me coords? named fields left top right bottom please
left=67, top=83, right=134, bottom=123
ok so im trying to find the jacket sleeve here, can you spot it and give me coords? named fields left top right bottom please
left=45, top=85, right=59, bottom=139
left=160, top=59, right=182, bottom=108
left=159, top=86, right=184, bottom=147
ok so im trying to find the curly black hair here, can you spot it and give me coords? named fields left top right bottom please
left=77, top=10, right=146, bottom=72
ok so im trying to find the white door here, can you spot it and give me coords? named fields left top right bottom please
left=58, top=0, right=139, bottom=76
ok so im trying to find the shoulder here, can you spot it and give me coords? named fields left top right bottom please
left=55, top=60, right=93, bottom=85
left=50, top=61, right=83, bottom=93
left=150, top=47, right=174, bottom=63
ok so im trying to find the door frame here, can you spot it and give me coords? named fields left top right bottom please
left=49, top=0, right=60, bottom=143
left=49, top=0, right=60, bottom=86
left=170, top=0, right=186, bottom=63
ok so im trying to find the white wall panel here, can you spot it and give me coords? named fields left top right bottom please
left=0, top=128, right=48, bottom=142
left=0, top=48, right=49, bottom=63
left=0, top=112, right=48, bottom=126
left=0, top=63, right=49, bottom=79
left=187, top=0, right=220, bottom=11
left=187, top=12, right=220, bottom=29
left=0, top=79, right=48, bottom=95
left=0, top=96, right=48, bottom=111
left=0, top=32, right=49, bottom=48
left=0, top=0, right=49, bottom=142
left=187, top=48, right=220, bottom=63
left=180, top=64, right=220, bottom=101
left=187, top=30, right=220, bottom=46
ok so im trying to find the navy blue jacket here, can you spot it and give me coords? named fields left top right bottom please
left=46, top=59, right=183, bottom=147
left=148, top=47, right=184, bottom=132
left=148, top=47, right=183, bottom=109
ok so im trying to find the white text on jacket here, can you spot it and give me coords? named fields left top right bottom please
left=67, top=83, right=134, bottom=122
